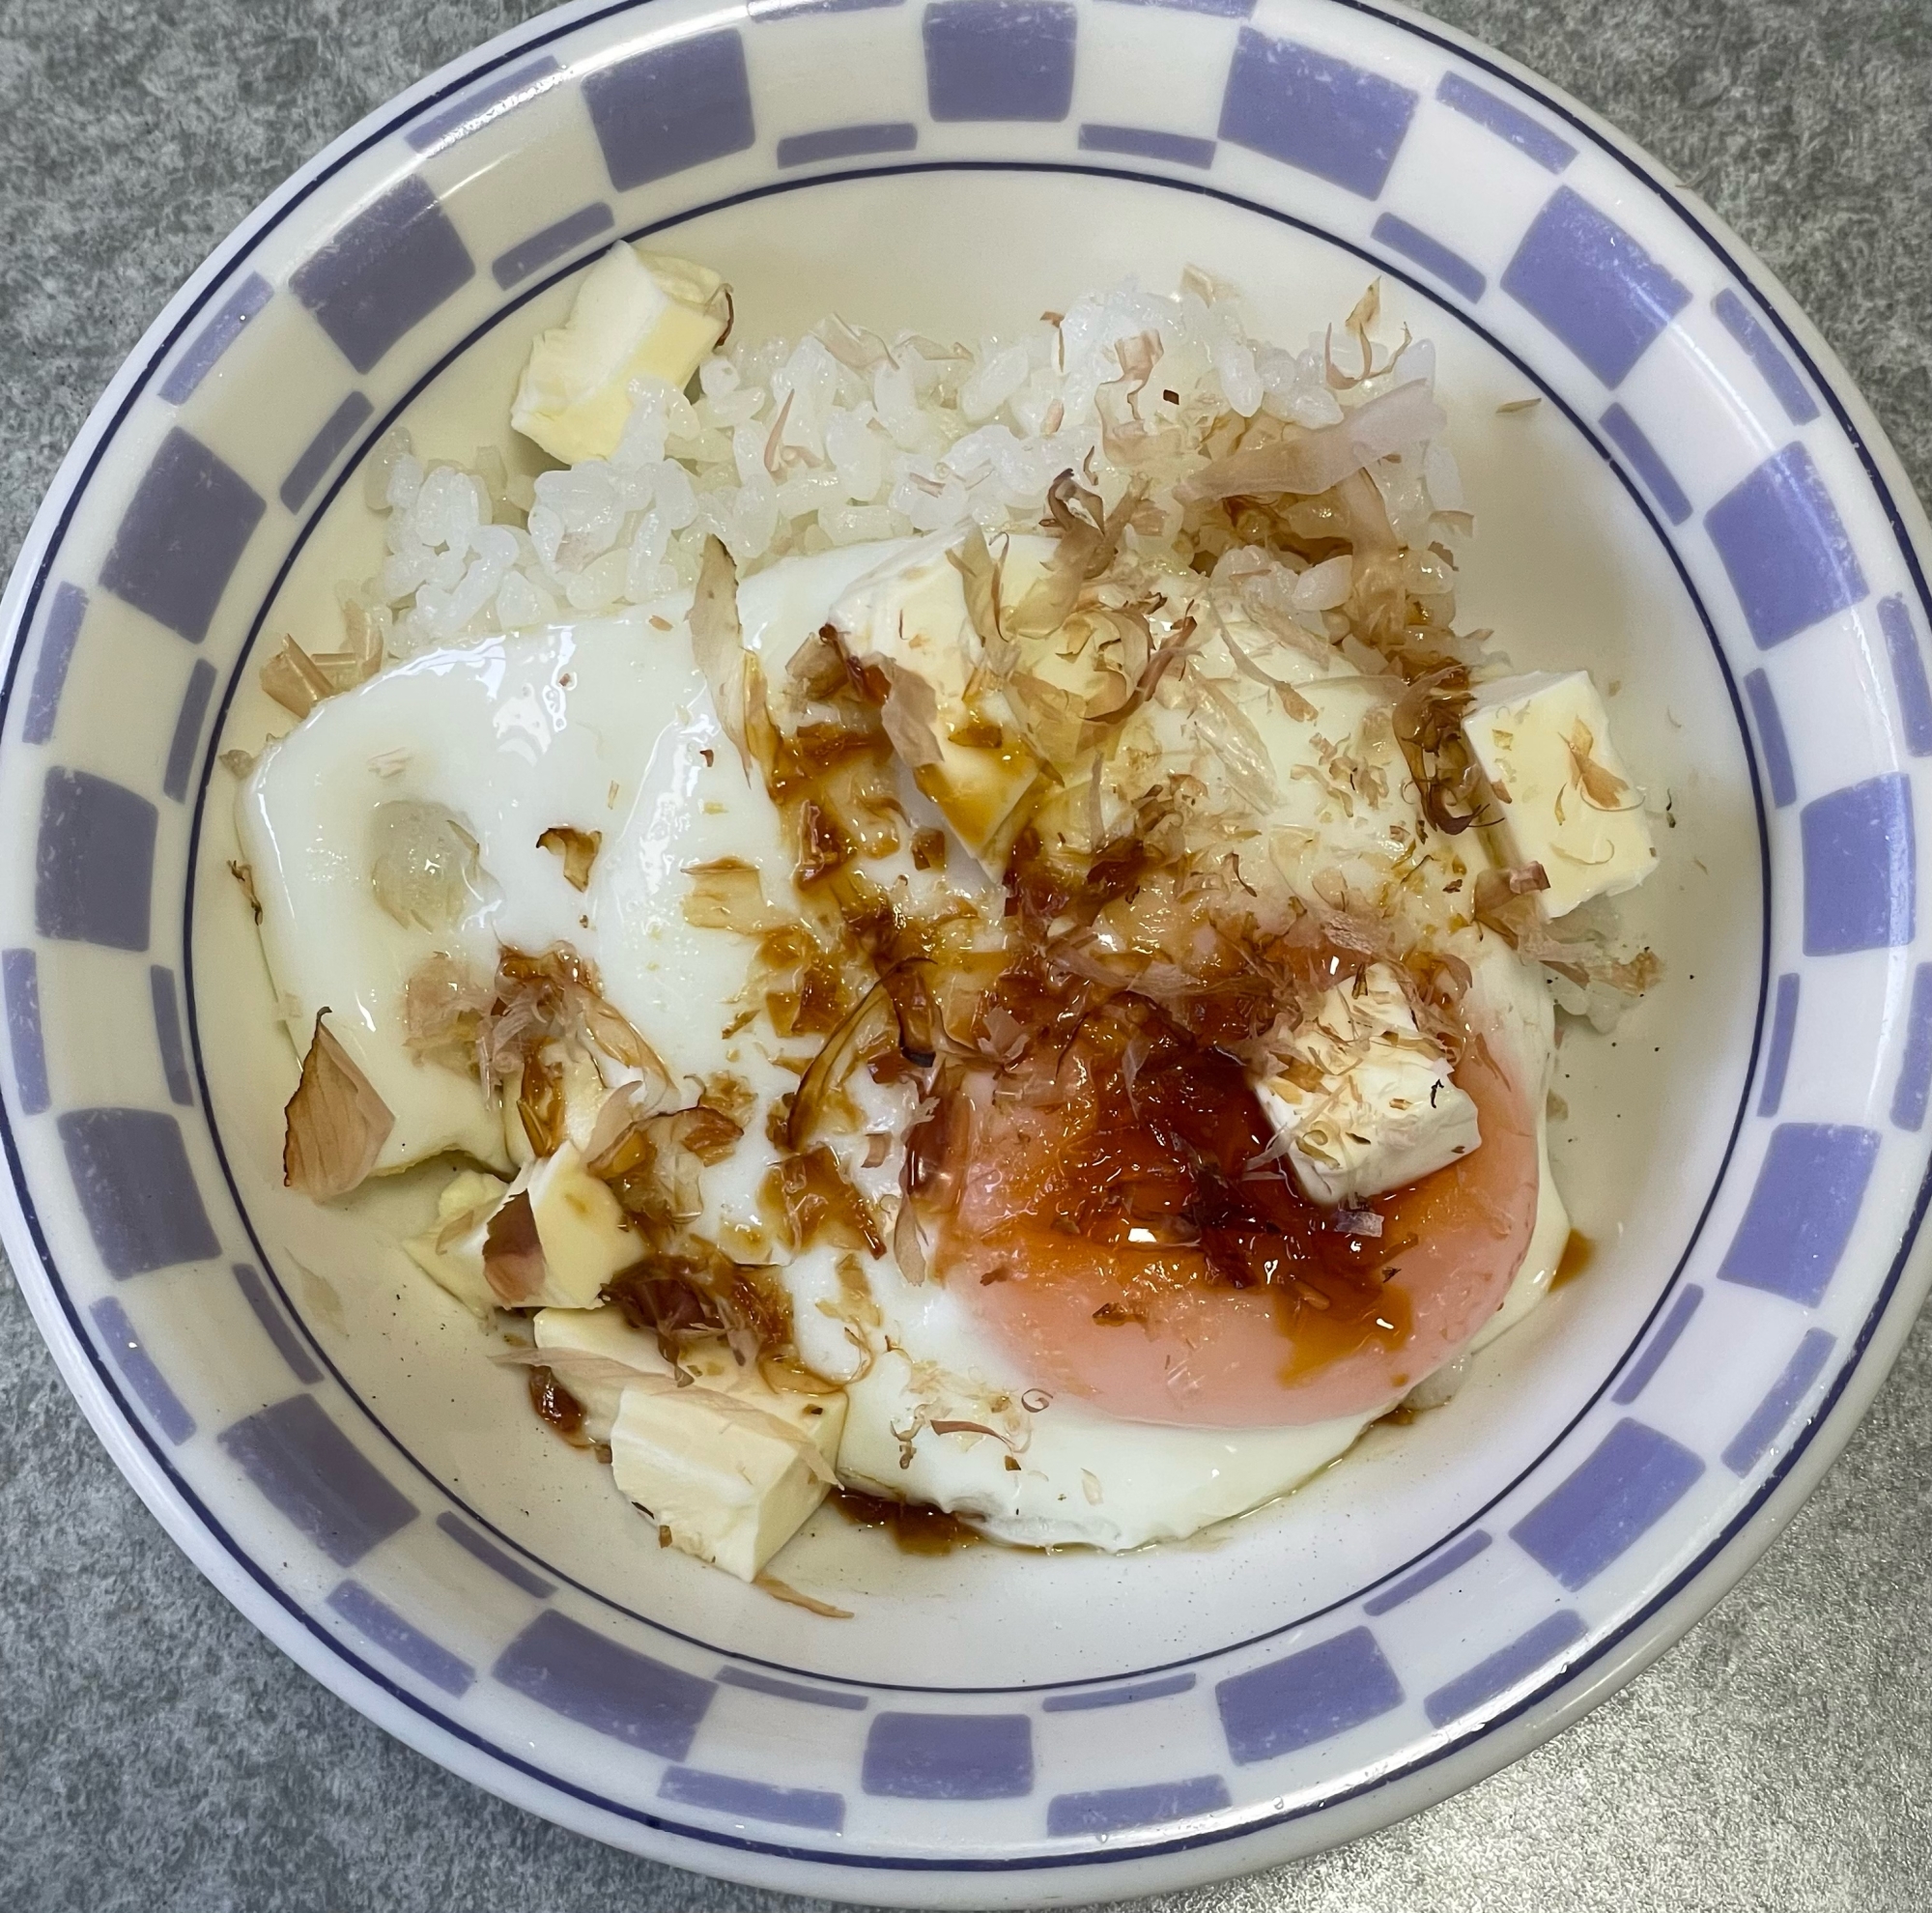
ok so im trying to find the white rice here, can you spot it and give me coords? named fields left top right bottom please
left=350, top=269, right=1460, bottom=662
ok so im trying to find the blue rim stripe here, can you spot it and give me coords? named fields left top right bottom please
left=1609, top=1285, right=1704, bottom=1407
left=1756, top=974, right=1800, bottom=1118
left=21, top=583, right=85, bottom=748
left=1713, top=288, right=1819, bottom=426
left=1880, top=595, right=1932, bottom=757
left=405, top=55, right=562, bottom=153
left=1602, top=401, right=1690, bottom=526
left=1041, top=1671, right=1196, bottom=1711
left=1362, top=1529, right=1492, bottom=1615
left=1742, top=670, right=1797, bottom=810
left=1423, top=1610, right=1585, bottom=1727
left=162, top=659, right=218, bottom=804
left=1889, top=964, right=1932, bottom=1132
left=89, top=1296, right=195, bottom=1443
left=157, top=273, right=273, bottom=406
left=231, top=1262, right=323, bottom=1385
left=3, top=949, right=49, bottom=1115
left=437, top=1511, right=556, bottom=1599
left=1372, top=211, right=1485, bottom=300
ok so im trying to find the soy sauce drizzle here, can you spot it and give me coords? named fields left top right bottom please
left=972, top=995, right=1411, bottom=1375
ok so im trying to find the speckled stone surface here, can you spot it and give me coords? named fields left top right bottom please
left=1, top=2, right=1929, bottom=1907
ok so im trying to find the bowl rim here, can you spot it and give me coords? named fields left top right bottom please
left=3, top=0, right=1929, bottom=1898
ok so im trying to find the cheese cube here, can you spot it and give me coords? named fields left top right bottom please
left=611, top=1374, right=844, bottom=1583
left=1257, top=962, right=1481, bottom=1204
left=535, top=1305, right=846, bottom=1578
left=516, top=1141, right=639, bottom=1307
left=831, top=534, right=1056, bottom=874
left=404, top=1145, right=637, bottom=1312
left=512, top=245, right=728, bottom=465
left=1461, top=671, right=1658, bottom=917
left=402, top=1168, right=509, bottom=1317
left=533, top=1302, right=676, bottom=1443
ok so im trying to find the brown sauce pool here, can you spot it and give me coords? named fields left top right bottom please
left=1551, top=1229, right=1595, bottom=1289
left=829, top=1487, right=983, bottom=1555
left=526, top=1364, right=611, bottom=1464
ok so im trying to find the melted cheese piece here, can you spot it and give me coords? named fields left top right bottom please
left=512, top=245, right=729, bottom=465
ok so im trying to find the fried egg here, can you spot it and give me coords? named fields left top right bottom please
left=241, top=538, right=1567, bottom=1555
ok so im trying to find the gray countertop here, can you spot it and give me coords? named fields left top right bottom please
left=2, top=2, right=1929, bottom=1907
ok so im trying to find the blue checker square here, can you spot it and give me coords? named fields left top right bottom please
left=582, top=32, right=755, bottom=190
left=1707, top=443, right=1870, bottom=648
left=494, top=1611, right=714, bottom=1758
left=4, top=948, right=49, bottom=1115
left=98, top=428, right=266, bottom=643
left=292, top=177, right=474, bottom=376
left=1722, top=1328, right=1836, bottom=1475
left=864, top=1711, right=1033, bottom=1798
left=1215, top=1626, right=1403, bottom=1764
left=219, top=1395, right=416, bottom=1568
left=661, top=1766, right=846, bottom=1831
left=1047, top=1775, right=1232, bottom=1837
left=1719, top=1123, right=1880, bottom=1306
left=1423, top=1610, right=1585, bottom=1727
left=327, top=1580, right=473, bottom=1697
left=1801, top=774, right=1915, bottom=956
left=36, top=768, right=156, bottom=953
left=89, top=1296, right=194, bottom=1443
left=924, top=2, right=1077, bottom=123
left=1509, top=1418, right=1704, bottom=1591
left=1501, top=186, right=1690, bottom=387
left=1219, top=31, right=1418, bottom=199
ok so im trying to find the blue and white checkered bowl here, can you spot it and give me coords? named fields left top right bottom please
left=5, top=0, right=1929, bottom=1899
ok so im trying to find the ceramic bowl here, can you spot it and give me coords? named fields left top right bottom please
left=5, top=0, right=1929, bottom=1901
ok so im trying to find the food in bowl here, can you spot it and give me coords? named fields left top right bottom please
left=230, top=246, right=1659, bottom=1588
